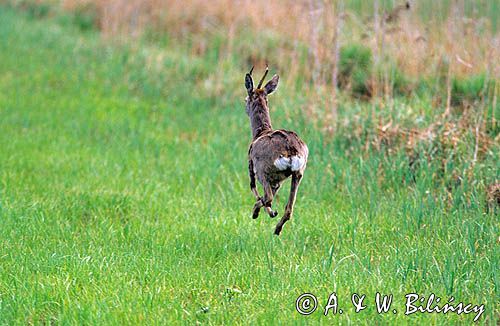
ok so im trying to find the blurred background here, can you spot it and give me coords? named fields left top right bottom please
left=7, top=0, right=499, bottom=122
left=4, top=0, right=499, bottom=199
left=2, top=0, right=498, bottom=196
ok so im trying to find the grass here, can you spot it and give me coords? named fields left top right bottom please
left=0, top=6, right=499, bottom=325
left=7, top=0, right=500, bottom=86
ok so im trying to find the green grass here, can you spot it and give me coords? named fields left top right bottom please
left=0, top=7, right=498, bottom=325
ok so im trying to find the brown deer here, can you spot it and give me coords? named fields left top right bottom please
left=244, top=66, right=309, bottom=235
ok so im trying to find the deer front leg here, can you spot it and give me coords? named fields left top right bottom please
left=249, top=159, right=260, bottom=200
left=274, top=172, right=303, bottom=235
left=252, top=181, right=277, bottom=219
left=249, top=160, right=265, bottom=219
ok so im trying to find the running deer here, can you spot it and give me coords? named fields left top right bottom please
left=244, top=66, right=308, bottom=235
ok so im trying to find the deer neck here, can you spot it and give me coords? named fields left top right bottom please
left=250, top=99, right=273, bottom=139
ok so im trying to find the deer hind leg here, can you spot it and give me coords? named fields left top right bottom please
left=269, top=183, right=281, bottom=212
left=274, top=172, right=303, bottom=235
left=263, top=182, right=278, bottom=218
left=252, top=181, right=277, bottom=219
left=272, top=183, right=281, bottom=197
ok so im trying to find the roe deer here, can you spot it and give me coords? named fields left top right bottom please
left=244, top=66, right=308, bottom=235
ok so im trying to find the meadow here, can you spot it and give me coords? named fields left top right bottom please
left=0, top=2, right=499, bottom=325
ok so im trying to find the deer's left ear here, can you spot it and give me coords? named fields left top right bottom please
left=264, top=74, right=279, bottom=95
left=245, top=74, right=254, bottom=95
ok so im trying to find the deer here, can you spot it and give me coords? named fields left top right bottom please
left=244, top=66, right=309, bottom=235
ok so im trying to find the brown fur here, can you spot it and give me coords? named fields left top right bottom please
left=244, top=67, right=308, bottom=235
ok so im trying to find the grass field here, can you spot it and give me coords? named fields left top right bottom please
left=0, top=6, right=498, bottom=324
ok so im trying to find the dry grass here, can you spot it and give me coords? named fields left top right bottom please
left=57, top=0, right=499, bottom=82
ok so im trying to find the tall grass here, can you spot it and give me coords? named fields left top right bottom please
left=4, top=0, right=498, bottom=181
left=53, top=0, right=499, bottom=81
left=7, top=1, right=499, bottom=81
left=0, top=5, right=498, bottom=324
left=6, top=0, right=498, bottom=145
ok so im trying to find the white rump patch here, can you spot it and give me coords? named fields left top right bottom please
left=274, top=155, right=305, bottom=171
left=291, top=155, right=306, bottom=171
left=274, top=156, right=291, bottom=170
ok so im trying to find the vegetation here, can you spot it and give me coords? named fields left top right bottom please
left=0, top=2, right=498, bottom=325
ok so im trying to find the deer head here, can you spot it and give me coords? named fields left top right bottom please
left=244, top=65, right=279, bottom=115
left=244, top=66, right=280, bottom=139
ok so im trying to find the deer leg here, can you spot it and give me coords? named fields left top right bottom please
left=249, top=159, right=264, bottom=219
left=274, top=172, right=303, bottom=235
left=252, top=201, right=262, bottom=219
left=270, top=183, right=281, bottom=209
left=249, top=159, right=260, bottom=200
left=272, top=183, right=281, bottom=196
left=252, top=182, right=277, bottom=219
left=262, top=182, right=278, bottom=218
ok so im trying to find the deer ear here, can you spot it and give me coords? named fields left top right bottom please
left=264, top=74, right=279, bottom=95
left=245, top=73, right=254, bottom=95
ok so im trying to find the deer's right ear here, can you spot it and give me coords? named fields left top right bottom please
left=245, top=73, right=254, bottom=95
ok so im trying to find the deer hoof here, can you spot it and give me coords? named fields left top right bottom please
left=274, top=226, right=282, bottom=235
left=270, top=210, right=278, bottom=218
left=252, top=209, right=260, bottom=219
